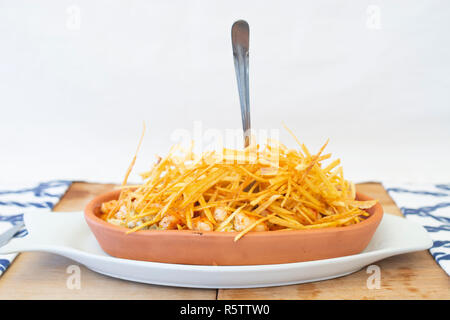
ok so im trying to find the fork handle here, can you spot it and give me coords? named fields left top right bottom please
left=232, top=20, right=251, bottom=148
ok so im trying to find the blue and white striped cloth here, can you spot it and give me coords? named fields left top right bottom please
left=0, top=181, right=71, bottom=276
left=385, top=183, right=450, bottom=276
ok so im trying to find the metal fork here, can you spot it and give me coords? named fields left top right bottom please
left=232, top=20, right=251, bottom=148
left=0, top=222, right=25, bottom=248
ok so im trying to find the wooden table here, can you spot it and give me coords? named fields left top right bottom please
left=0, top=182, right=448, bottom=299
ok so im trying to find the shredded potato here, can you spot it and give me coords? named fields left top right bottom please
left=101, top=131, right=377, bottom=241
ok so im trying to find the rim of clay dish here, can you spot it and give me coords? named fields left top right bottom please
left=85, top=189, right=384, bottom=238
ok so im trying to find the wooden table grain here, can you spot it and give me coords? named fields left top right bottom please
left=0, top=182, right=448, bottom=300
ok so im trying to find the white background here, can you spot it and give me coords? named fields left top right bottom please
left=0, top=0, right=449, bottom=184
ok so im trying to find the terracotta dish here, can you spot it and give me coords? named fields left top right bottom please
left=85, top=190, right=383, bottom=266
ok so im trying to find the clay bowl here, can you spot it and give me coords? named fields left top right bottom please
left=85, top=190, right=383, bottom=266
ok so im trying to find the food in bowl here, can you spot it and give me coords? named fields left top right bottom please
left=99, top=135, right=377, bottom=241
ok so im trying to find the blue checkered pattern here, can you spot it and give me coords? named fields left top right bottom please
left=0, top=181, right=71, bottom=275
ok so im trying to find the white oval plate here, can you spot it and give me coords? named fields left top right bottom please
left=0, top=212, right=432, bottom=288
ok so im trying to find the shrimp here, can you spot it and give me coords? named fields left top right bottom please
left=192, top=217, right=214, bottom=231
left=158, top=213, right=181, bottom=230
left=234, top=212, right=268, bottom=232
left=101, top=200, right=118, bottom=215
left=213, top=207, right=228, bottom=222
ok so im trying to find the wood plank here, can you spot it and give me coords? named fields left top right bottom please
left=218, top=183, right=450, bottom=300
left=0, top=182, right=447, bottom=299
left=0, top=182, right=217, bottom=300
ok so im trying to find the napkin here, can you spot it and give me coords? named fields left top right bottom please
left=0, top=181, right=71, bottom=276
left=384, top=183, right=450, bottom=276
